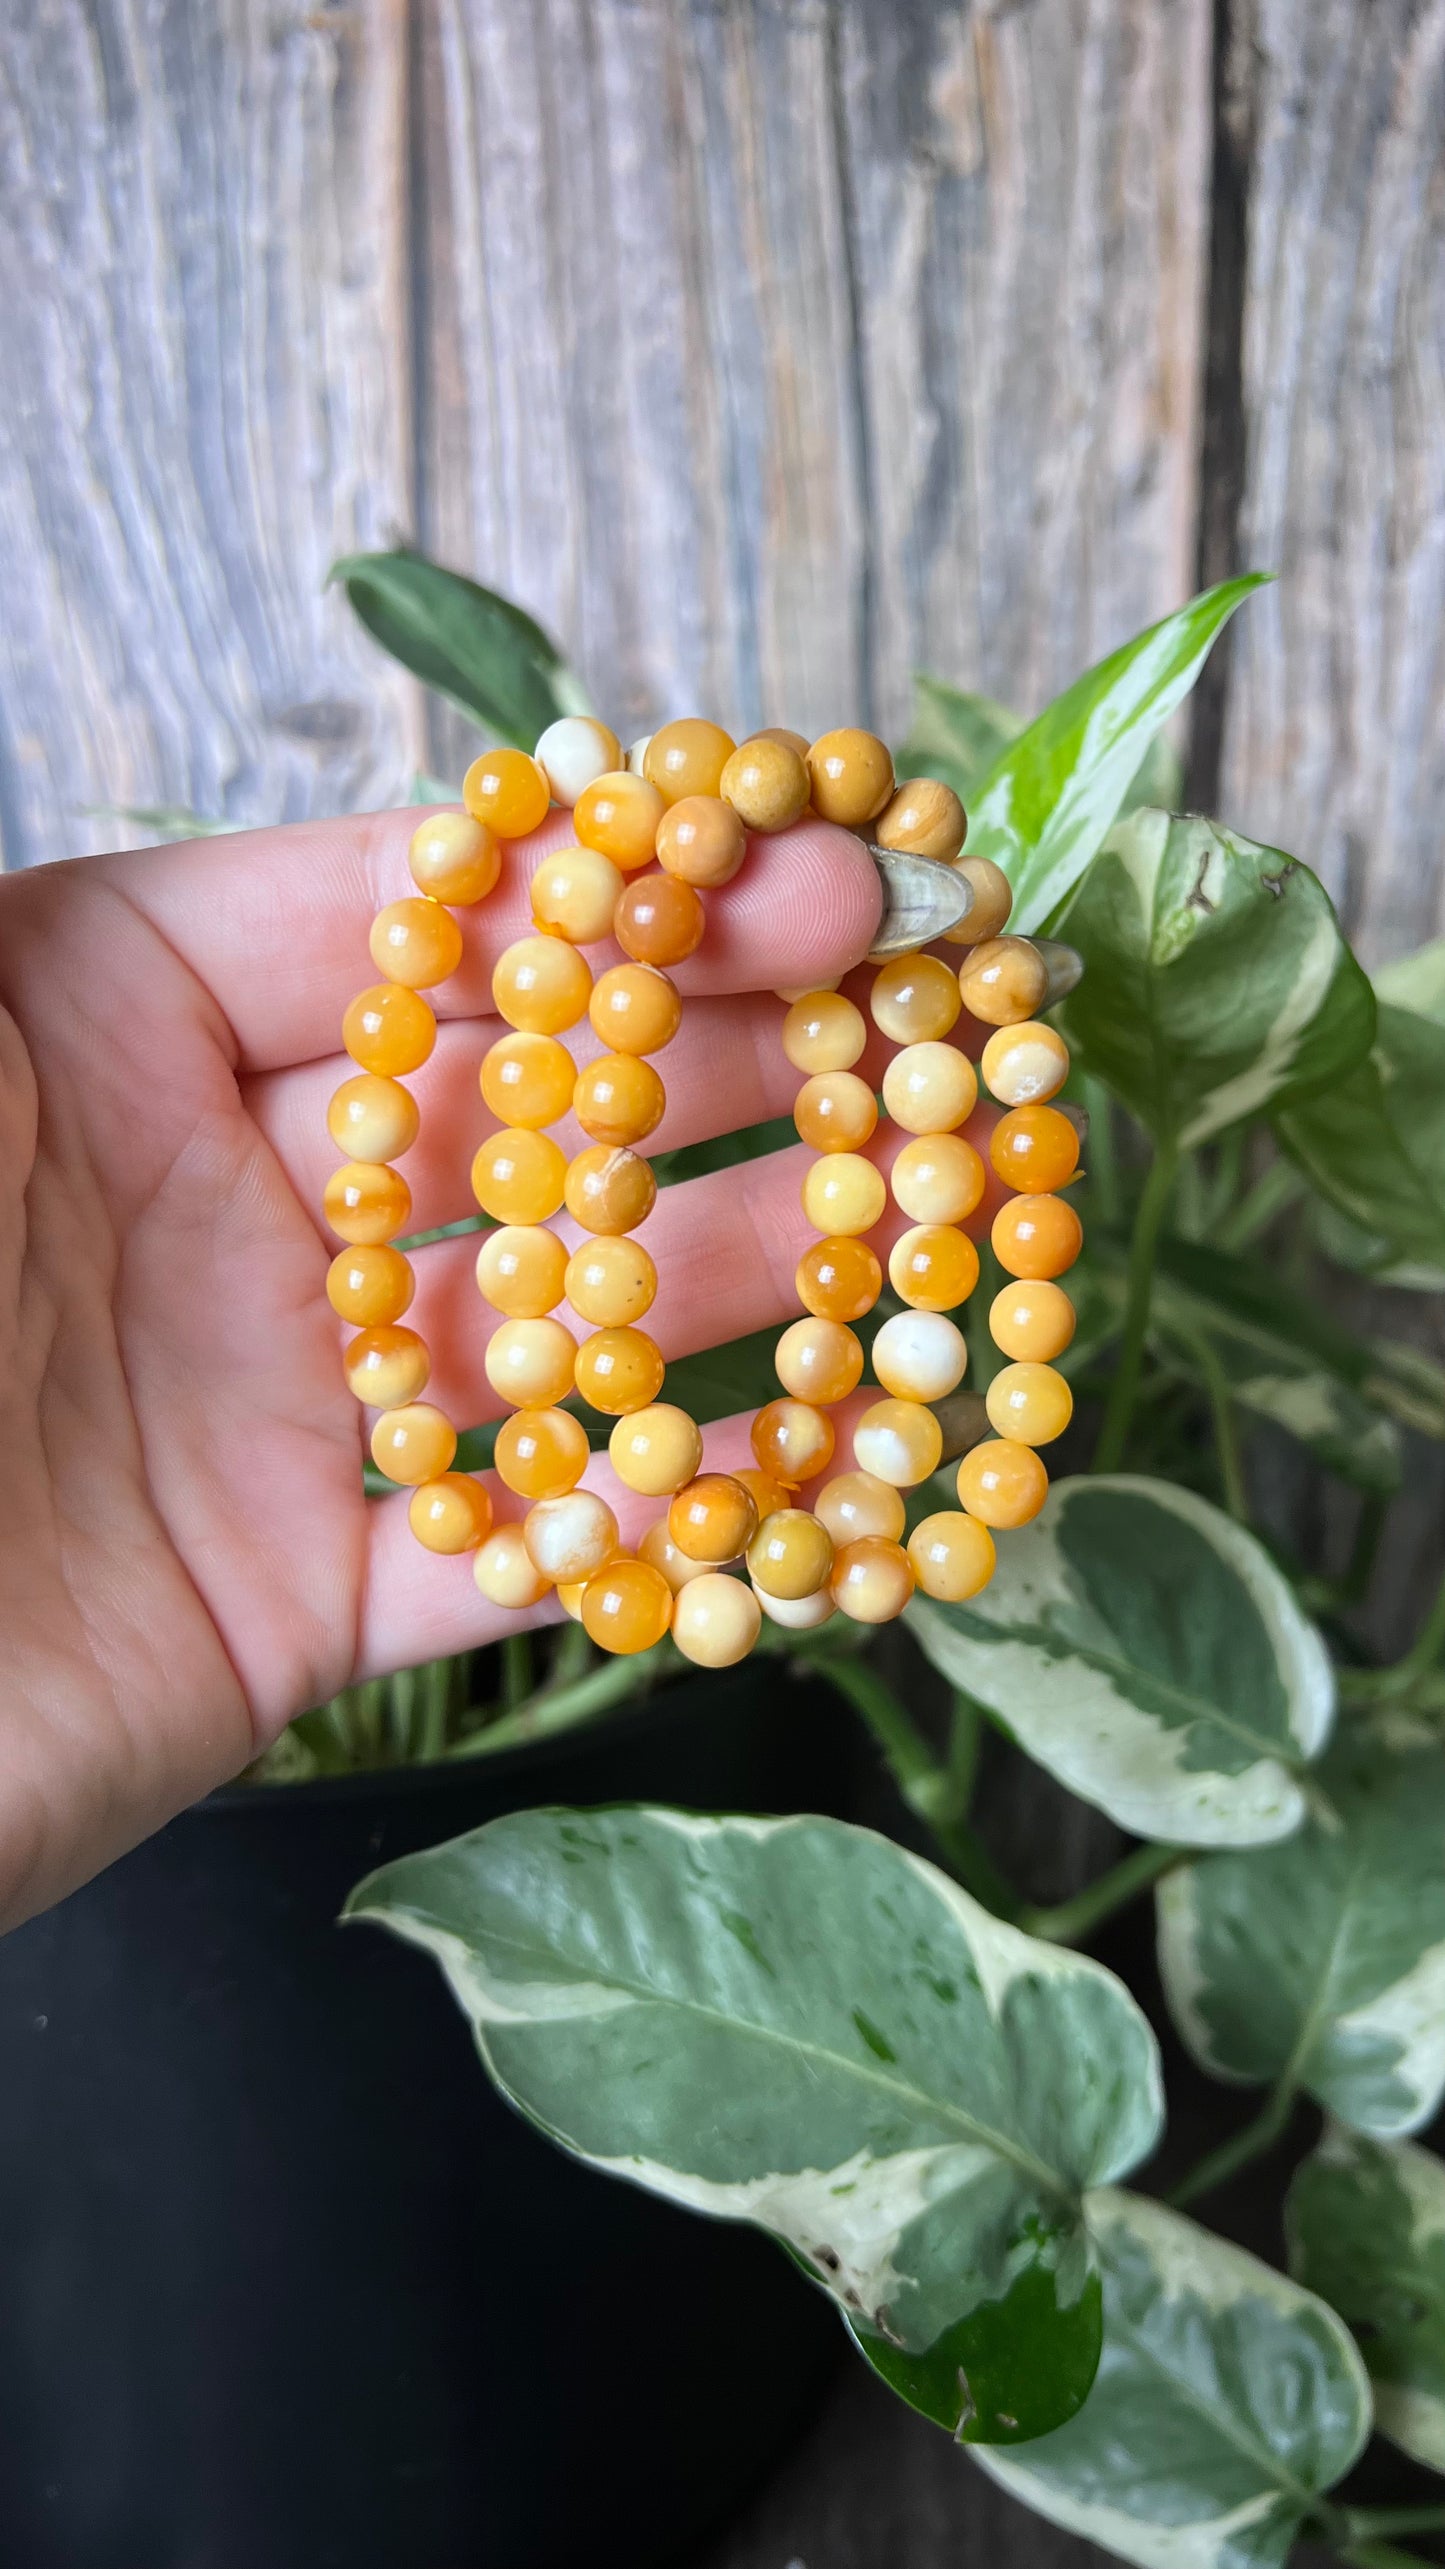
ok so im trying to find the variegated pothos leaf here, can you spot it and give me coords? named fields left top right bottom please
left=1287, top=2125, right=1445, bottom=2472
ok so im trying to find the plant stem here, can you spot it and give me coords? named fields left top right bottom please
left=1020, top=1842, right=1181, bottom=1946
left=1341, top=1558, right=1445, bottom=1703
left=1079, top=1077, right=1120, bottom=1227
left=945, top=1693, right=983, bottom=1816
left=1166, top=2077, right=1297, bottom=2208
left=1346, top=2511, right=1445, bottom=2542
left=1179, top=1324, right=1249, bottom=1523
left=1095, top=1142, right=1179, bottom=1473
left=500, top=1628, right=533, bottom=1711
left=1339, top=2542, right=1443, bottom=2569
left=447, top=1642, right=676, bottom=1760
left=1217, top=1154, right=1306, bottom=1251
left=419, top=1656, right=452, bottom=1761
left=818, top=1657, right=1020, bottom=1919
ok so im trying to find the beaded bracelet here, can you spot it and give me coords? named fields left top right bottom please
left=324, top=714, right=1082, bottom=1670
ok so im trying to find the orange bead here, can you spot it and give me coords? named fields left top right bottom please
left=409, top=1473, right=494, bottom=1554
left=574, top=770, right=667, bottom=871
left=907, top=1512, right=996, bottom=1603
left=327, top=1243, right=414, bottom=1327
left=655, top=794, right=746, bottom=888
left=565, top=1236, right=657, bottom=1327
left=323, top=1161, right=412, bottom=1245
left=476, top=1225, right=569, bottom=1319
left=985, top=1362, right=1074, bottom=1446
left=989, top=1280, right=1076, bottom=1364
left=980, top=1020, right=1071, bottom=1107
left=990, top=1105, right=1081, bottom=1194
left=890, top=1133, right=986, bottom=1226
left=480, top=1031, right=576, bottom=1129
left=471, top=1128, right=568, bottom=1224
left=829, top=1536, right=915, bottom=1624
left=408, top=810, right=501, bottom=905
left=943, top=855, right=1014, bottom=948
left=852, top=1398, right=943, bottom=1489
left=573, top=1053, right=666, bottom=1148
left=774, top=1317, right=864, bottom=1406
left=370, top=1403, right=457, bottom=1487
left=801, top=1153, right=887, bottom=1238
left=781, top=990, right=867, bottom=1074
left=638, top=1517, right=715, bottom=1592
left=795, top=1237, right=882, bottom=1324
left=643, top=718, right=736, bottom=805
left=720, top=736, right=810, bottom=833
left=956, top=1438, right=1049, bottom=1529
left=888, top=1224, right=980, bottom=1312
left=474, top=1525, right=552, bottom=1610
left=806, top=728, right=894, bottom=827
left=484, top=1315, right=578, bottom=1409
left=369, top=897, right=464, bottom=990
left=814, top=1472, right=905, bottom=1546
left=608, top=1403, right=703, bottom=1496
left=793, top=1072, right=878, bottom=1153
left=875, top=778, right=967, bottom=862
left=581, top=1557, right=674, bottom=1655
left=327, top=1073, right=419, bottom=1165
left=870, top=953, right=961, bottom=1045
left=734, top=1466, right=793, bottom=1522
left=463, top=746, right=551, bottom=838
left=343, top=1325, right=430, bottom=1408
left=746, top=1509, right=833, bottom=1601
left=574, top=1326, right=666, bottom=1415
left=991, top=1193, right=1083, bottom=1280
left=492, top=934, right=592, bottom=1035
left=958, top=936, right=1049, bottom=1027
left=529, top=844, right=624, bottom=945
left=494, top=1406, right=591, bottom=1500
left=751, top=1399, right=835, bottom=1488
left=589, top=962, right=682, bottom=1056
left=669, top=1473, right=759, bottom=1564
left=342, top=983, right=437, bottom=1077
left=614, top=871, right=706, bottom=966
left=564, top=1144, right=657, bottom=1236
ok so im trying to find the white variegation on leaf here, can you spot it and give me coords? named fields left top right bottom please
left=976, top=2189, right=1371, bottom=2569
left=346, top=1808, right=1163, bottom=2442
left=1158, top=1718, right=1445, bottom=2135
left=908, top=1477, right=1333, bottom=1847
left=1287, top=2125, right=1445, bottom=2472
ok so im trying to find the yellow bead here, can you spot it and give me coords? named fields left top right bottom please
left=474, top=1525, right=552, bottom=1609
left=793, top=1072, right=878, bottom=1153
left=959, top=937, right=1049, bottom=1027
left=327, top=1243, right=414, bottom=1327
left=565, top=1236, right=657, bottom=1327
left=814, top=1472, right=905, bottom=1547
left=781, top=990, right=867, bottom=1074
left=956, top=1439, right=1050, bottom=1529
left=829, top=1537, right=915, bottom=1624
left=589, top=963, right=682, bottom=1056
left=870, top=953, right=961, bottom=1045
left=327, top=1072, right=419, bottom=1165
left=476, top=1225, right=569, bottom=1319
left=985, top=1362, right=1074, bottom=1446
left=943, top=855, right=1015, bottom=948
left=408, top=810, right=500, bottom=905
left=581, top=1557, right=674, bottom=1655
left=806, top=728, right=894, bottom=827
left=774, top=1317, right=863, bottom=1406
left=735, top=1466, right=793, bottom=1522
left=342, top=983, right=437, bottom=1077
left=990, top=1105, right=1081, bottom=1194
left=871, top=1310, right=967, bottom=1403
left=409, top=1473, right=494, bottom=1555
left=370, top=1403, right=457, bottom=1487
left=323, top=1161, right=412, bottom=1245
left=529, top=843, right=625, bottom=945
left=795, top=1237, right=882, bottom=1324
left=751, top=1399, right=835, bottom=1488
left=669, top=1474, right=760, bottom=1564
left=887, top=1224, right=979, bottom=1312
left=638, top=1517, right=714, bottom=1591
left=746, top=1508, right=833, bottom=1601
left=655, top=794, right=746, bottom=887
left=991, top=1193, right=1083, bottom=1281
left=874, top=777, right=967, bottom=862
left=752, top=1581, right=836, bottom=1631
left=989, top=1280, right=1077, bottom=1365
left=801, top=1153, right=887, bottom=1238
left=852, top=1398, right=944, bottom=1488
left=573, top=1052, right=666, bottom=1148
left=483, top=1315, right=577, bottom=1409
left=369, top=897, right=464, bottom=989
left=564, top=1144, right=657, bottom=1236
left=471, top=1128, right=568, bottom=1224
left=463, top=746, right=551, bottom=838
left=480, top=1031, right=576, bottom=1129
left=574, top=770, right=666, bottom=871
left=672, top=1572, right=762, bottom=1667
left=890, top=1133, right=985, bottom=1226
left=720, top=736, right=810, bottom=833
left=534, top=716, right=622, bottom=807
left=980, top=1020, right=1071, bottom=1107
left=609, top=1403, right=703, bottom=1496
left=494, top=1406, right=591, bottom=1500
left=343, top=1325, right=430, bottom=1408
left=492, top=934, right=592, bottom=1036
left=575, top=1326, right=666, bottom=1416
left=907, top=1512, right=996, bottom=1603
left=524, top=1491, right=620, bottom=1583
left=753, top=726, right=811, bottom=758
left=643, top=718, right=736, bottom=805
left=881, top=1041, right=977, bottom=1135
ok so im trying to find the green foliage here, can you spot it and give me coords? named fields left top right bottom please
left=1288, top=2127, right=1445, bottom=2471
left=1277, top=1000, right=1445, bottom=1285
left=331, top=548, right=591, bottom=745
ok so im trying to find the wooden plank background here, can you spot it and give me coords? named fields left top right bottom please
left=2, top=3, right=1443, bottom=2562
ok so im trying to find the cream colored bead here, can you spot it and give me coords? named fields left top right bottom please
left=474, top=1525, right=552, bottom=1609
left=814, top=1471, right=906, bottom=1546
left=672, top=1572, right=762, bottom=1667
left=745, top=1508, right=833, bottom=1601
left=852, top=1397, right=944, bottom=1488
left=327, top=1074, right=419, bottom=1165
left=752, top=1581, right=837, bottom=1630
left=476, top=1226, right=569, bottom=1319
left=907, top=1511, right=996, bottom=1603
left=774, top=1316, right=864, bottom=1405
left=801, top=1153, right=887, bottom=1238
left=534, top=716, right=622, bottom=807
left=829, top=1537, right=916, bottom=1624
left=482, top=1315, right=577, bottom=1409
left=871, top=1310, right=967, bottom=1403
left=781, top=990, right=867, bottom=1074
left=523, top=1491, right=620, bottom=1584
left=980, top=1021, right=1072, bottom=1107
left=529, top=844, right=625, bottom=944
left=608, top=1404, right=704, bottom=1497
left=881, top=1042, right=978, bottom=1136
left=638, top=1518, right=715, bottom=1591
left=869, top=954, right=961, bottom=1046
left=890, top=1133, right=985, bottom=1226
left=343, top=1326, right=430, bottom=1408
left=626, top=734, right=653, bottom=775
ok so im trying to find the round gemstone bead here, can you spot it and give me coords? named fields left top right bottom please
left=626, top=735, right=653, bottom=773
left=870, top=953, right=961, bottom=1045
left=574, top=770, right=667, bottom=871
left=565, top=1235, right=658, bottom=1327
left=492, top=934, right=592, bottom=1035
left=795, top=1236, right=882, bottom=1324
left=608, top=1403, right=704, bottom=1496
left=735, top=1467, right=793, bottom=1522
left=814, top=1472, right=905, bottom=1547
left=534, top=716, right=622, bottom=807
left=327, top=1073, right=420, bottom=1165
left=343, top=1325, right=430, bottom=1408
left=614, top=872, right=706, bottom=966
left=483, top=1315, right=577, bottom=1409
left=370, top=1403, right=457, bottom=1487
left=480, top=1031, right=576, bottom=1129
left=990, top=1104, right=1081, bottom=1193
left=773, top=1317, right=864, bottom=1406
left=471, top=1128, right=568, bottom=1224
left=524, top=1491, right=620, bottom=1583
left=944, top=856, right=1014, bottom=948
left=323, top=1161, right=412, bottom=1245
left=342, top=983, right=437, bottom=1077
left=890, top=1132, right=986, bottom=1226
left=907, top=1511, right=996, bottom=1602
left=720, top=736, right=810, bottom=833
left=881, top=1041, right=977, bottom=1135
left=989, top=1279, right=1076, bottom=1364
left=408, top=810, right=500, bottom=905
left=991, top=1192, right=1083, bottom=1280
left=669, top=1473, right=760, bottom=1564
left=781, top=990, right=867, bottom=1074
left=589, top=963, right=682, bottom=1056
left=672, top=1572, right=762, bottom=1667
left=575, top=1326, right=666, bottom=1415
left=581, top=1557, right=674, bottom=1655
left=746, top=1509, right=833, bottom=1601
left=529, top=844, right=624, bottom=945
left=655, top=794, right=747, bottom=888
left=409, top=1473, right=494, bottom=1555
left=753, top=1582, right=836, bottom=1631
left=327, top=1243, right=414, bottom=1327
left=956, top=1438, right=1049, bottom=1528
left=463, top=747, right=551, bottom=838
left=638, top=1517, right=714, bottom=1591
left=852, top=1397, right=944, bottom=1489
left=564, top=1145, right=657, bottom=1235
left=888, top=1223, right=980, bottom=1311
left=476, top=1225, right=569, bottom=1319
left=493, top=1405, right=591, bottom=1500
left=874, top=778, right=967, bottom=862
left=573, top=1053, right=666, bottom=1148
left=958, top=936, right=1049, bottom=1026
left=985, top=1361, right=1074, bottom=1446
left=980, top=1020, right=1071, bottom=1107
left=806, top=728, right=894, bottom=827
left=369, top=897, right=464, bottom=989
left=801, top=1153, right=887, bottom=1238
left=474, top=1525, right=552, bottom=1609
left=643, top=719, right=736, bottom=805
left=751, top=1399, right=835, bottom=1488
left=829, top=1536, right=915, bottom=1624
left=871, top=1310, right=967, bottom=1403
left=793, top=1072, right=878, bottom=1153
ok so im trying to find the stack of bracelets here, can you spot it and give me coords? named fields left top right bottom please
left=325, top=716, right=1081, bottom=1668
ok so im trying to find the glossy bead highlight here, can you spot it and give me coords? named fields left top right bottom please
left=985, top=1361, right=1074, bottom=1446
left=781, top=990, right=867, bottom=1074
left=589, top=963, right=682, bottom=1056
left=672, top=1573, right=762, bottom=1667
left=989, top=1279, right=1077, bottom=1364
left=990, top=1104, right=1081, bottom=1194
left=529, top=844, right=624, bottom=945
left=581, top=1558, right=674, bottom=1655
left=482, top=1314, right=578, bottom=1408
left=369, top=898, right=464, bottom=990
left=773, top=1317, right=864, bottom=1406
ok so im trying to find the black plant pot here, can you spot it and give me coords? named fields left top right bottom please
left=0, top=1668, right=857, bottom=2569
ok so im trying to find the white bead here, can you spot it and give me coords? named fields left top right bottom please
left=871, top=1310, right=968, bottom=1403
left=626, top=733, right=653, bottom=775
left=534, top=716, right=621, bottom=806
left=774, top=978, right=840, bottom=1004
left=881, top=1041, right=977, bottom=1135
left=523, top=1492, right=619, bottom=1582
left=751, top=1581, right=836, bottom=1630
left=672, top=1572, right=761, bottom=1666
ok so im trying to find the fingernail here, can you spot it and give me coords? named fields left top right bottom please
left=865, top=848, right=973, bottom=958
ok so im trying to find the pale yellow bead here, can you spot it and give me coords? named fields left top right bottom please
left=774, top=1317, right=864, bottom=1405
left=907, top=1512, right=996, bottom=1603
left=814, top=1471, right=905, bottom=1547
left=852, top=1398, right=944, bottom=1489
left=980, top=1021, right=1072, bottom=1107
left=327, top=1073, right=419, bottom=1165
left=408, top=811, right=500, bottom=906
left=871, top=1310, right=967, bottom=1403
left=482, top=1314, right=578, bottom=1409
left=492, top=935, right=592, bottom=1035
left=638, top=1517, right=715, bottom=1591
left=752, top=1581, right=837, bottom=1630
left=524, top=1491, right=621, bottom=1584
left=565, top=1236, right=658, bottom=1327
left=870, top=954, right=961, bottom=1045
left=626, top=734, right=653, bottom=776
left=474, top=1525, right=552, bottom=1609
left=480, top=1031, right=576, bottom=1130
left=881, top=1042, right=978, bottom=1136
left=608, top=1404, right=704, bottom=1497
left=529, top=844, right=625, bottom=945
left=534, top=716, right=622, bottom=807
left=829, top=1537, right=916, bottom=1625
left=746, top=1508, right=834, bottom=1601
left=985, top=1362, right=1075, bottom=1446
left=781, top=990, right=867, bottom=1074
left=672, top=1572, right=762, bottom=1667
left=343, top=1325, right=430, bottom=1408
left=801, top=1153, right=887, bottom=1238
left=890, top=1133, right=986, bottom=1226
left=476, top=1225, right=569, bottom=1319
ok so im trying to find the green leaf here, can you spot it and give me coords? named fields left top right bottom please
left=1375, top=936, right=1445, bottom=1025
left=908, top=1475, right=1333, bottom=1847
left=650, top=1113, right=793, bottom=1190
left=1287, top=2125, right=1445, bottom=2471
left=659, top=1326, right=789, bottom=1428
left=896, top=678, right=1023, bottom=800
left=346, top=1806, right=1163, bottom=2441
left=331, top=547, right=591, bottom=746
left=962, top=575, right=1267, bottom=933
left=1157, top=1717, right=1445, bottom=2134
left=976, top=2188, right=1371, bottom=2569
left=1056, top=811, right=1375, bottom=1147
left=1278, top=1001, right=1445, bottom=1280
